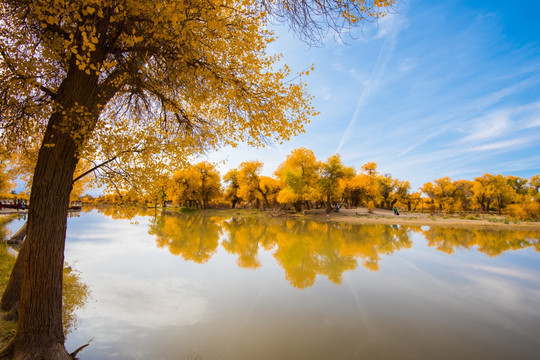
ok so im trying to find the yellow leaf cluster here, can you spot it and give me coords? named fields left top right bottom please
left=0, top=0, right=391, bottom=197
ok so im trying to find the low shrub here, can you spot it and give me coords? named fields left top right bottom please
left=505, top=202, right=540, bottom=221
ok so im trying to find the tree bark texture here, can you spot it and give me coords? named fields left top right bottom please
left=2, top=65, right=101, bottom=359
left=0, top=239, right=27, bottom=312
left=1, top=222, right=29, bottom=312
left=4, top=112, right=78, bottom=360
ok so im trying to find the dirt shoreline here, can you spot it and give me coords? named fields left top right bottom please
left=1, top=206, right=539, bottom=229
left=278, top=207, right=540, bottom=229
left=0, top=209, right=27, bottom=215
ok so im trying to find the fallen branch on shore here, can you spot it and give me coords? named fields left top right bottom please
left=3, top=222, right=27, bottom=246
left=70, top=340, right=93, bottom=360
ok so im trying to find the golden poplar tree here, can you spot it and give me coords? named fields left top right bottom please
left=275, top=147, right=321, bottom=211
left=237, top=160, right=276, bottom=208
left=223, top=169, right=242, bottom=208
left=168, top=162, right=221, bottom=208
left=318, top=154, right=354, bottom=209
left=422, top=177, right=457, bottom=212
left=0, top=1, right=395, bottom=358
left=342, top=162, right=381, bottom=209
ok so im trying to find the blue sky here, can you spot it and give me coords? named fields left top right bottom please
left=207, top=0, right=540, bottom=191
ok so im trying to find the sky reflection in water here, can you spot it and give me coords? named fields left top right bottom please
left=8, top=209, right=539, bottom=359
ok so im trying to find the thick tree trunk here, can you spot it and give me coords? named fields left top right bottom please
left=2, top=60, right=104, bottom=358
left=0, top=239, right=27, bottom=312
left=1, top=223, right=29, bottom=312
left=261, top=194, right=269, bottom=209
left=497, top=197, right=503, bottom=215
left=0, top=11, right=118, bottom=355
left=2, top=113, right=79, bottom=360
left=0, top=342, right=70, bottom=360
left=257, top=187, right=269, bottom=209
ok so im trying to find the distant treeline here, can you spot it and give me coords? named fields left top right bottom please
left=82, top=148, right=540, bottom=220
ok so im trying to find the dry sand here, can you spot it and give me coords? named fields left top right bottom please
left=288, top=207, right=540, bottom=229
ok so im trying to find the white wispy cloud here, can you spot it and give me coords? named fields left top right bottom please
left=348, top=68, right=367, bottom=84
left=461, top=100, right=540, bottom=139
left=526, top=117, right=540, bottom=128
left=331, top=62, right=344, bottom=72
left=318, top=86, right=333, bottom=101
left=466, top=137, right=534, bottom=152
left=373, top=12, right=406, bottom=40
left=334, top=8, right=408, bottom=155
left=463, top=111, right=511, bottom=142
left=397, top=126, right=451, bottom=157
left=399, top=57, right=417, bottom=72
left=472, top=76, right=539, bottom=111
left=197, top=0, right=540, bottom=192
left=469, top=265, right=540, bottom=282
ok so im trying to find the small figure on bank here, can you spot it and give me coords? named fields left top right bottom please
left=393, top=206, right=399, bottom=216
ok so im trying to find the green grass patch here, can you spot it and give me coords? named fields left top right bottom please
left=0, top=216, right=17, bottom=288
left=0, top=246, right=15, bottom=289
left=486, top=217, right=511, bottom=224
left=0, top=246, right=91, bottom=345
left=0, top=215, right=22, bottom=346
left=0, top=243, right=17, bottom=347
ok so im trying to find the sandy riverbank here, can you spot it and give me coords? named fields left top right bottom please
left=1, top=206, right=539, bottom=230
left=0, top=209, right=28, bottom=216
left=283, top=207, right=540, bottom=229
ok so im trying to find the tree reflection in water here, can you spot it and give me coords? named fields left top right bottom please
left=62, top=267, right=90, bottom=336
left=94, top=205, right=158, bottom=220
left=120, top=210, right=540, bottom=289
left=149, top=213, right=222, bottom=263
left=422, top=227, right=540, bottom=257
left=0, top=223, right=89, bottom=338
left=148, top=214, right=415, bottom=288
left=221, top=217, right=274, bottom=269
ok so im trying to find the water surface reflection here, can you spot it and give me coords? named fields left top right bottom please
left=422, top=226, right=540, bottom=256
left=10, top=209, right=536, bottom=360
left=149, top=212, right=539, bottom=289
left=0, top=219, right=89, bottom=336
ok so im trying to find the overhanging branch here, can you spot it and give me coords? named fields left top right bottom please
left=73, top=147, right=146, bottom=183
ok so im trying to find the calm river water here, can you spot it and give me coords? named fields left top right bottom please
left=5, top=208, right=540, bottom=359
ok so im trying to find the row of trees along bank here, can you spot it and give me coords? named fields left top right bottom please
left=0, top=1, right=396, bottom=359
left=83, top=147, right=540, bottom=221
